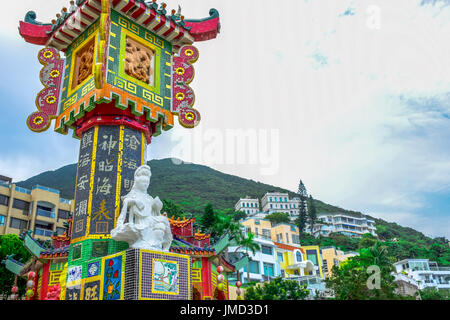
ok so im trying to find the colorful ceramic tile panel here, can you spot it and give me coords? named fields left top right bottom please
left=139, top=250, right=191, bottom=300
left=103, top=255, right=123, bottom=300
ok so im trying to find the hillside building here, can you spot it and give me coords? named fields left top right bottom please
left=0, top=176, right=74, bottom=242
left=320, top=247, right=359, bottom=278
left=234, top=196, right=259, bottom=215
left=314, top=213, right=377, bottom=238
left=261, top=192, right=302, bottom=217
left=393, top=259, right=450, bottom=292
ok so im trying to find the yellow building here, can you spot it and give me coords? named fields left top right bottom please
left=275, top=243, right=310, bottom=278
left=240, top=218, right=325, bottom=280
left=271, top=223, right=301, bottom=245
left=0, top=176, right=74, bottom=241
left=321, top=247, right=359, bottom=278
left=241, top=217, right=301, bottom=245
left=241, top=217, right=272, bottom=240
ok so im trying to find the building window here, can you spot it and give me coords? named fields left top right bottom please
left=245, top=260, right=260, bottom=274
left=34, top=220, right=54, bottom=237
left=286, top=233, right=289, bottom=243
left=292, top=235, right=300, bottom=245
left=36, top=205, right=55, bottom=219
left=277, top=252, right=284, bottom=262
left=10, top=218, right=28, bottom=230
left=296, top=251, right=302, bottom=262
left=0, top=194, right=9, bottom=206
left=261, top=245, right=273, bottom=255
left=263, top=263, right=274, bottom=277
left=255, top=220, right=260, bottom=225
left=323, top=260, right=329, bottom=273
left=262, top=229, right=271, bottom=239
left=306, top=250, right=318, bottom=265
left=58, top=209, right=71, bottom=221
left=12, top=199, right=30, bottom=213
left=0, top=215, right=5, bottom=226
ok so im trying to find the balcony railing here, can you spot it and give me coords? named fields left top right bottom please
left=15, top=186, right=31, bottom=195
left=36, top=208, right=55, bottom=219
left=430, top=267, right=450, bottom=272
left=34, top=228, right=54, bottom=237
left=32, top=185, right=60, bottom=195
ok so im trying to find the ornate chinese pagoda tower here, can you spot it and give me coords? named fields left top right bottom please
left=19, top=0, right=220, bottom=300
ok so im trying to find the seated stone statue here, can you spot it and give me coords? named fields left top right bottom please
left=111, top=165, right=173, bottom=252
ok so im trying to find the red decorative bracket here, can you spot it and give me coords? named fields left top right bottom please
left=27, top=48, right=64, bottom=132
left=172, top=45, right=201, bottom=128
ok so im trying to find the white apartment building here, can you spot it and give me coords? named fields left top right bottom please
left=260, top=192, right=303, bottom=217
left=393, top=259, right=450, bottom=291
left=315, top=213, right=377, bottom=238
left=235, top=196, right=260, bottom=215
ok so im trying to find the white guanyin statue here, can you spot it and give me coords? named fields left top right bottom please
left=111, top=165, right=173, bottom=252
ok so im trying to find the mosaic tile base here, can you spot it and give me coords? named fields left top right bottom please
left=124, top=248, right=191, bottom=300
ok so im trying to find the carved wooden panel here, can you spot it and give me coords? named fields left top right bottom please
left=73, top=38, right=95, bottom=89
left=124, top=37, right=155, bottom=86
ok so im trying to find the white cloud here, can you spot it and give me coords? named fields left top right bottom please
left=371, top=211, right=450, bottom=239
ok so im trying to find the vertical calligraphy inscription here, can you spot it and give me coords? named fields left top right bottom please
left=89, top=126, right=120, bottom=235
left=120, top=127, right=145, bottom=217
left=72, top=127, right=96, bottom=240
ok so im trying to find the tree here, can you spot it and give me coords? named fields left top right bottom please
left=265, top=212, right=290, bottom=226
left=325, top=242, right=403, bottom=300
left=232, top=210, right=248, bottom=222
left=297, top=180, right=308, bottom=235
left=307, top=195, right=317, bottom=233
left=199, top=203, right=216, bottom=233
left=234, top=232, right=261, bottom=283
left=0, top=234, right=31, bottom=299
left=245, top=277, right=310, bottom=300
left=358, top=233, right=377, bottom=249
left=298, top=179, right=308, bottom=198
left=418, top=287, right=448, bottom=300
left=212, top=211, right=244, bottom=243
left=162, top=199, right=185, bottom=220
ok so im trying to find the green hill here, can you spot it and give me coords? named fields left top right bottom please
left=17, top=158, right=345, bottom=214
left=16, top=158, right=449, bottom=265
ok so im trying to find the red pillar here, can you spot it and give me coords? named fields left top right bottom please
left=40, top=263, right=50, bottom=300
left=201, top=257, right=212, bottom=299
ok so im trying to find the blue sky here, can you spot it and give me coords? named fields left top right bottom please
left=0, top=0, right=449, bottom=239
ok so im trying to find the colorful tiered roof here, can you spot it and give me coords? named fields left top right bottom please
left=40, top=246, right=70, bottom=259
left=19, top=0, right=220, bottom=52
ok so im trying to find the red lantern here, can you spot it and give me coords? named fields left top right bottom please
left=27, top=271, right=35, bottom=280
left=217, top=266, right=224, bottom=273
left=11, top=286, right=18, bottom=294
